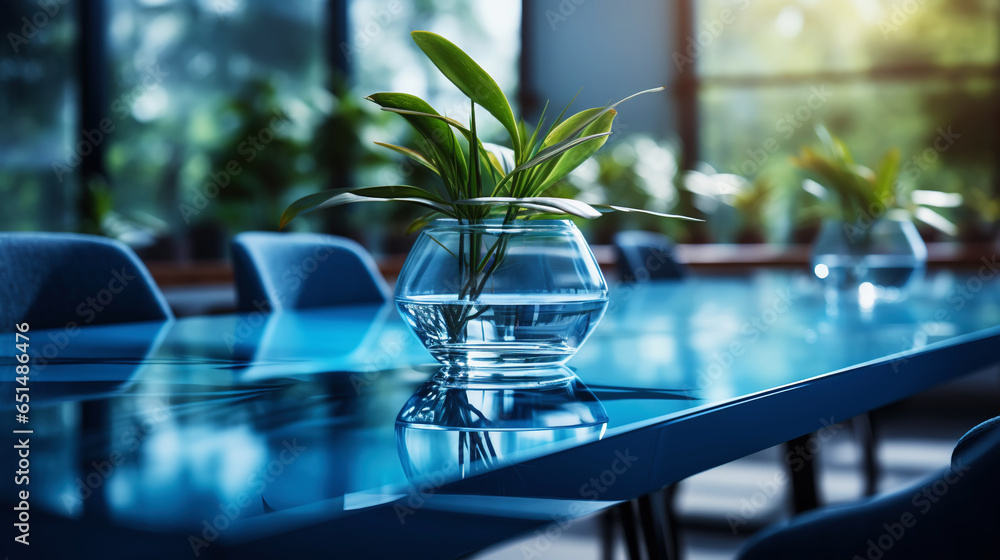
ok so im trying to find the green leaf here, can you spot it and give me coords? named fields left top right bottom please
left=911, top=190, right=963, bottom=208
left=426, top=233, right=459, bottom=260
left=541, top=107, right=603, bottom=149
left=833, top=138, right=855, bottom=165
left=793, top=146, right=875, bottom=219
left=594, top=205, right=704, bottom=221
left=483, top=142, right=516, bottom=174
left=410, top=31, right=521, bottom=157
left=377, top=107, right=469, bottom=131
left=485, top=151, right=506, bottom=178
left=373, top=142, right=439, bottom=176
left=350, top=185, right=448, bottom=203
left=406, top=212, right=442, bottom=235
left=815, top=124, right=854, bottom=165
left=524, top=101, right=548, bottom=158
left=280, top=186, right=452, bottom=229
left=518, top=133, right=612, bottom=173
left=543, top=89, right=581, bottom=144
left=467, top=101, right=483, bottom=202
left=914, top=206, right=957, bottom=236
left=530, top=109, right=617, bottom=195
left=873, top=148, right=901, bottom=204
left=454, top=196, right=602, bottom=219
left=541, top=87, right=664, bottom=149
left=378, top=106, right=506, bottom=182
left=814, top=124, right=837, bottom=155
left=492, top=132, right=612, bottom=197
left=365, top=92, right=467, bottom=196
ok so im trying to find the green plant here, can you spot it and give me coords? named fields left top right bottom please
left=279, top=31, right=697, bottom=343
left=205, top=79, right=310, bottom=233
left=792, top=125, right=959, bottom=235
left=681, top=169, right=777, bottom=243
left=556, top=135, right=695, bottom=242
left=958, top=183, right=1000, bottom=241
left=280, top=31, right=696, bottom=231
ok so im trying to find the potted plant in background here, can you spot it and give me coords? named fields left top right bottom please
left=281, top=31, right=697, bottom=373
left=554, top=134, right=694, bottom=243
left=793, top=126, right=961, bottom=301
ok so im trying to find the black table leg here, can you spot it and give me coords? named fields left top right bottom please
left=662, top=484, right=681, bottom=559
left=853, top=412, right=879, bottom=496
left=617, top=500, right=643, bottom=560
left=785, top=434, right=820, bottom=514
left=613, top=486, right=680, bottom=560
left=638, top=492, right=670, bottom=560
left=600, top=506, right=617, bottom=560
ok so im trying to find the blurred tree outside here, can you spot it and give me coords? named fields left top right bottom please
left=1, top=0, right=994, bottom=252
left=695, top=0, right=998, bottom=243
left=0, top=0, right=78, bottom=231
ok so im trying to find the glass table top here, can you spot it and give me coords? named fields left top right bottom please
left=3, top=270, right=999, bottom=550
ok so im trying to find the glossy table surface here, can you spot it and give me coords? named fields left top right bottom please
left=4, top=271, right=1000, bottom=558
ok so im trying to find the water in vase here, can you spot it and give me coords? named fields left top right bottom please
left=396, top=294, right=608, bottom=368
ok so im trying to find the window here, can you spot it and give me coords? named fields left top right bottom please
left=2, top=0, right=522, bottom=257
left=106, top=0, right=329, bottom=256
left=0, top=0, right=79, bottom=231
left=312, top=0, right=521, bottom=252
left=680, top=0, right=999, bottom=242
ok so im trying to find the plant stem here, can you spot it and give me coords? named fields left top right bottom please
left=443, top=211, right=517, bottom=347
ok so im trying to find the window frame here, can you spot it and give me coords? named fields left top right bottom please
left=672, top=0, right=1000, bottom=194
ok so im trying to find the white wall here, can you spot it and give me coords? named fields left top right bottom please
left=523, top=0, right=678, bottom=139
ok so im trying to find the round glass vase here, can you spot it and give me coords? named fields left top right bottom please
left=395, top=219, right=609, bottom=369
left=811, top=215, right=927, bottom=302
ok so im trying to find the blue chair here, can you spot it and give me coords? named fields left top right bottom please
left=231, top=232, right=390, bottom=312
left=738, top=416, right=1000, bottom=559
left=613, top=230, right=688, bottom=281
left=0, top=232, right=172, bottom=332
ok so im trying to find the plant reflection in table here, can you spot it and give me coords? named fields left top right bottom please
left=395, top=367, right=608, bottom=480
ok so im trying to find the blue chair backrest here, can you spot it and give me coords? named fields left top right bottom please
left=0, top=232, right=173, bottom=332
left=613, top=230, right=688, bottom=281
left=231, top=232, right=390, bottom=312
left=738, top=414, right=1000, bottom=559
left=953, top=414, right=1000, bottom=467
